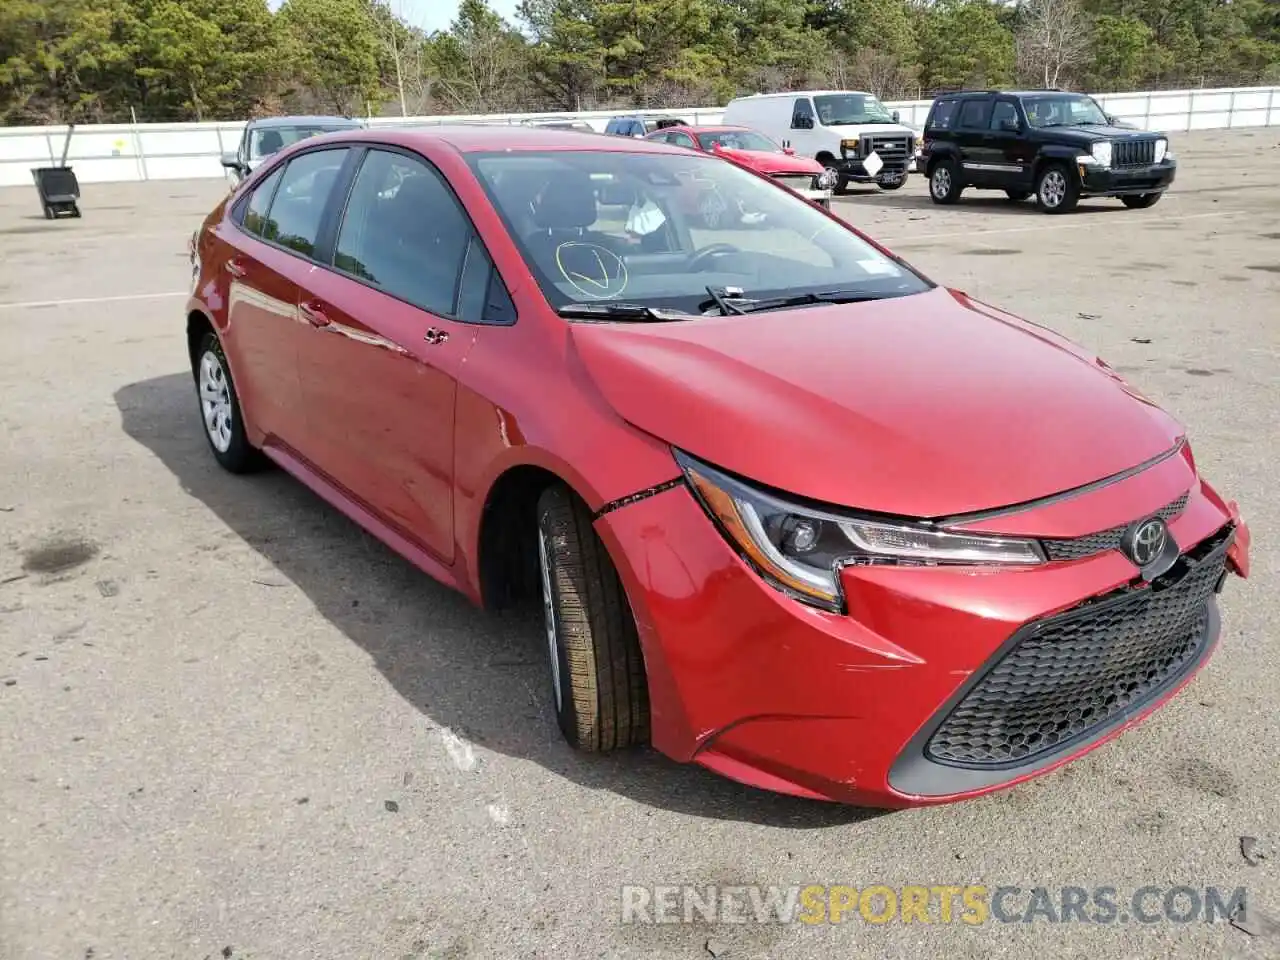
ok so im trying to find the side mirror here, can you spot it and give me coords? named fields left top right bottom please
left=892, top=110, right=901, bottom=122
left=1105, top=114, right=1120, bottom=126
left=220, top=152, right=244, bottom=174
left=782, top=147, right=795, bottom=155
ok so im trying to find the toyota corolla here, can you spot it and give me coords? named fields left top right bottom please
left=185, top=126, right=1250, bottom=807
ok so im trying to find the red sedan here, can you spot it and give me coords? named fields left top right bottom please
left=646, top=124, right=835, bottom=222
left=186, top=126, right=1250, bottom=808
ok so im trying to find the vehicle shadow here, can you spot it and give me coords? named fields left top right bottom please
left=114, top=373, right=887, bottom=829
left=835, top=190, right=1118, bottom=217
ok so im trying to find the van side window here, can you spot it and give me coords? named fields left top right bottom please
left=927, top=99, right=958, bottom=131
left=791, top=97, right=815, bottom=129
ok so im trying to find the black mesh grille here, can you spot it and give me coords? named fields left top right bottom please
left=1042, top=493, right=1189, bottom=562
left=1114, top=139, right=1157, bottom=167
left=925, top=525, right=1231, bottom=768
left=861, top=135, right=912, bottom=162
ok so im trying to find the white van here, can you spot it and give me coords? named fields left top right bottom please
left=721, top=90, right=917, bottom=192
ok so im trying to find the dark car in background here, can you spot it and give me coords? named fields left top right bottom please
left=920, top=90, right=1176, bottom=213
left=221, top=116, right=364, bottom=185
left=604, top=115, right=690, bottom=137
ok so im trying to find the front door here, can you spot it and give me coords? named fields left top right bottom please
left=985, top=97, right=1036, bottom=190
left=293, top=147, right=482, bottom=563
left=953, top=97, right=996, bottom=185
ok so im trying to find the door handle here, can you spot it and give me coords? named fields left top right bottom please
left=299, top=300, right=330, bottom=328
left=224, top=259, right=248, bottom=278
left=423, top=327, right=449, bottom=345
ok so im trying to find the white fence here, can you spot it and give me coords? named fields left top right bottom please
left=1, top=85, right=1277, bottom=189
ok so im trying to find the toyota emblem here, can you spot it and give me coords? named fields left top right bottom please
left=1125, top=517, right=1168, bottom=567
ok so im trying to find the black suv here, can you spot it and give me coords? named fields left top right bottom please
left=920, top=90, right=1177, bottom=213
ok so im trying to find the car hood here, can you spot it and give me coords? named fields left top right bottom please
left=717, top=149, right=823, bottom=175
left=825, top=122, right=914, bottom=138
left=1041, top=124, right=1161, bottom=144
left=568, top=287, right=1183, bottom=518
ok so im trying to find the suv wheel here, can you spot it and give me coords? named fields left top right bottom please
left=1035, top=163, right=1079, bottom=214
left=929, top=160, right=962, bottom=204
left=536, top=484, right=649, bottom=752
left=1121, top=193, right=1162, bottom=209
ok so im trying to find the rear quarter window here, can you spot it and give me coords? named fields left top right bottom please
left=926, top=99, right=959, bottom=131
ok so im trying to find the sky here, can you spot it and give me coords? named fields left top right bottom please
left=266, top=0, right=522, bottom=33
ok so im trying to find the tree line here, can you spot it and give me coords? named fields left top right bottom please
left=1, top=0, right=1277, bottom=125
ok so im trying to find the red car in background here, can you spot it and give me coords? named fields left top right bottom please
left=646, top=124, right=836, bottom=223
left=186, top=126, right=1249, bottom=809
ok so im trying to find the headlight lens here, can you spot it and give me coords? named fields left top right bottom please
left=817, top=168, right=838, bottom=189
left=677, top=453, right=1046, bottom=611
left=1154, top=138, right=1168, bottom=163
left=1091, top=140, right=1113, bottom=167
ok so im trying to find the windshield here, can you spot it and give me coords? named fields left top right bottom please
left=813, top=94, right=896, bottom=126
left=1022, top=94, right=1109, bottom=128
left=466, top=150, right=929, bottom=317
left=696, top=130, right=780, bottom=153
left=250, top=124, right=355, bottom=160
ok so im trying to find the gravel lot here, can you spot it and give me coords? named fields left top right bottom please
left=1, top=128, right=1277, bottom=960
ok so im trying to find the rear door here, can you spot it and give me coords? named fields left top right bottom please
left=217, top=147, right=350, bottom=448
left=953, top=96, right=996, bottom=184
left=293, top=146, right=505, bottom=563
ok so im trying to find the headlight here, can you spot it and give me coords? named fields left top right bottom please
left=1154, top=138, right=1168, bottom=163
left=677, top=453, right=1046, bottom=611
left=1091, top=141, right=1113, bottom=167
left=841, top=138, right=859, bottom=154
left=817, top=168, right=838, bottom=189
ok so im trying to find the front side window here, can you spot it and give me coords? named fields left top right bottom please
left=334, top=149, right=471, bottom=316
left=991, top=100, right=1020, bottom=130
left=696, top=130, right=781, bottom=153
left=667, top=132, right=696, bottom=149
left=1022, top=94, right=1109, bottom=128
left=259, top=149, right=348, bottom=256
left=468, top=150, right=929, bottom=317
left=813, top=94, right=896, bottom=126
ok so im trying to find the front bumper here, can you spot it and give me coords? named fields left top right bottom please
left=594, top=462, right=1248, bottom=808
left=1078, top=158, right=1177, bottom=196
left=835, top=157, right=910, bottom=184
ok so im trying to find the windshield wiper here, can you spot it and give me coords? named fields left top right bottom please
left=704, top=285, right=747, bottom=316
left=557, top=302, right=692, bottom=323
left=730, top=288, right=904, bottom=314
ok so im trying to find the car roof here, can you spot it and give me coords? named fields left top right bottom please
left=937, top=90, right=1085, bottom=99
left=312, top=125, right=692, bottom=155
left=248, top=115, right=362, bottom=129
left=732, top=90, right=875, bottom=100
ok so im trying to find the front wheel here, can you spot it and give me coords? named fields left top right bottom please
left=536, top=485, right=649, bottom=752
left=1121, top=193, right=1162, bottom=209
left=929, top=160, right=963, bottom=204
left=1035, top=163, right=1079, bottom=214
left=194, top=331, right=265, bottom=473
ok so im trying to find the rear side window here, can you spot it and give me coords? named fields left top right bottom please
left=334, top=149, right=471, bottom=316
left=241, top=167, right=283, bottom=237
left=261, top=149, right=349, bottom=256
left=957, top=99, right=993, bottom=129
left=926, top=99, right=958, bottom=131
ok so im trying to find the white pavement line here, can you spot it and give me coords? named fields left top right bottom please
left=440, top=727, right=478, bottom=772
left=0, top=291, right=187, bottom=311
left=879, top=209, right=1240, bottom=245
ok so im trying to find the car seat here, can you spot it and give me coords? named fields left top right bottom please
left=257, top=129, right=284, bottom=157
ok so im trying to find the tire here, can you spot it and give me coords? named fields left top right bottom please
left=42, top=203, right=53, bottom=220
left=1121, top=193, right=1162, bottom=209
left=818, top=156, right=850, bottom=195
left=536, top=484, right=649, bottom=752
left=193, top=330, right=265, bottom=474
left=929, top=159, right=962, bottom=205
left=1034, top=162, right=1079, bottom=214
left=1005, top=190, right=1030, bottom=201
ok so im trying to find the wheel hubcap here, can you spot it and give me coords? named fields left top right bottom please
left=198, top=350, right=234, bottom=453
left=1041, top=170, right=1066, bottom=207
left=537, top=531, right=563, bottom=712
left=932, top=168, right=951, bottom=198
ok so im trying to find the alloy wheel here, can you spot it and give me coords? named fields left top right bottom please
left=1040, top=170, right=1067, bottom=209
left=931, top=167, right=952, bottom=199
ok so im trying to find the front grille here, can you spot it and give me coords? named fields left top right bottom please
left=925, top=524, right=1231, bottom=768
left=1113, top=139, right=1157, bottom=167
left=1043, top=492, right=1188, bottom=561
left=860, top=135, right=911, bottom=161
left=771, top=173, right=817, bottom=192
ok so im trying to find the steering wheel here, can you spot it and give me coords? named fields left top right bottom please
left=687, top=243, right=742, bottom=273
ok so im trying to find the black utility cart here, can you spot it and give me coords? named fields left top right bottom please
left=31, top=125, right=82, bottom=220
